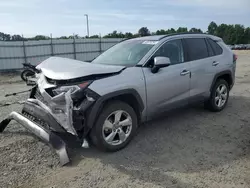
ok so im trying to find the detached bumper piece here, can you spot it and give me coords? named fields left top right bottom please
left=0, top=112, right=70, bottom=166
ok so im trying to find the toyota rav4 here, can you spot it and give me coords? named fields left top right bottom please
left=0, top=33, right=237, bottom=165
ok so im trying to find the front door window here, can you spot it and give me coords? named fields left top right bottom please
left=154, top=39, right=184, bottom=65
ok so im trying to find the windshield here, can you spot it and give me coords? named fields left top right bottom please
left=92, top=39, right=158, bottom=66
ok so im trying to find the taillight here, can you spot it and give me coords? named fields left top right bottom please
left=233, top=54, right=238, bottom=63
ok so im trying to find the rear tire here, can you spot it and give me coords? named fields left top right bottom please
left=205, top=79, right=229, bottom=112
left=21, top=70, right=35, bottom=81
left=90, top=101, right=138, bottom=152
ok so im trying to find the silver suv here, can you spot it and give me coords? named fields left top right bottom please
left=0, top=33, right=237, bottom=165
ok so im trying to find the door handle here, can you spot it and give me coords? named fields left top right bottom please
left=180, top=70, right=190, bottom=76
left=212, top=61, right=219, bottom=66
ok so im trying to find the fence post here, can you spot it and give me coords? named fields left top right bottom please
left=73, top=33, right=76, bottom=59
left=50, top=33, right=54, bottom=56
left=22, top=34, right=27, bottom=63
left=99, top=34, right=102, bottom=54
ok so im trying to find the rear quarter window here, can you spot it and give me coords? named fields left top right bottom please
left=184, top=38, right=209, bottom=61
left=207, top=38, right=223, bottom=56
left=205, top=39, right=215, bottom=57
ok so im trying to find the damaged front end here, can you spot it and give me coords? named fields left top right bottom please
left=0, top=73, right=100, bottom=165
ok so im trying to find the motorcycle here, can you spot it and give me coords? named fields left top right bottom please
left=21, top=63, right=40, bottom=82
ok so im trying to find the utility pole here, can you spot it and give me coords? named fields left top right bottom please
left=84, top=14, right=89, bottom=37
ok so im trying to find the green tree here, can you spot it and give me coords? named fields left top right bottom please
left=189, top=28, right=203, bottom=33
left=234, top=24, right=245, bottom=44
left=177, top=27, right=188, bottom=33
left=208, top=21, right=218, bottom=35
left=0, top=32, right=4, bottom=40
left=103, top=31, right=125, bottom=38
left=244, top=27, right=250, bottom=44
left=166, top=28, right=176, bottom=34
left=1, top=22, right=250, bottom=44
left=215, top=24, right=245, bottom=44
left=76, top=34, right=81, bottom=39
left=138, top=27, right=150, bottom=36
left=11, top=35, right=23, bottom=41
left=68, top=34, right=81, bottom=39
left=225, top=25, right=235, bottom=44
left=31, top=35, right=50, bottom=40
left=216, top=24, right=228, bottom=41
left=59, top=36, right=68, bottom=39
left=0, top=32, right=11, bottom=41
left=155, top=29, right=167, bottom=35
left=124, top=32, right=133, bottom=38
left=89, top=35, right=99, bottom=38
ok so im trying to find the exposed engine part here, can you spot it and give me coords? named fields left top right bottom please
left=32, top=74, right=97, bottom=136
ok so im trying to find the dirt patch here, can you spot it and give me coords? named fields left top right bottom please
left=233, top=50, right=250, bottom=55
left=0, top=72, right=23, bottom=84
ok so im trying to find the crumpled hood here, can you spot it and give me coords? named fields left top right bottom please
left=36, top=57, right=125, bottom=80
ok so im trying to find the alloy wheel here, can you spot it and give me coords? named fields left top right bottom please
left=102, top=110, right=132, bottom=146
left=215, top=84, right=228, bottom=108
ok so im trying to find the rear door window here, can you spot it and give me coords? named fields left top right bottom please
left=184, top=38, right=209, bottom=61
left=207, top=38, right=223, bottom=56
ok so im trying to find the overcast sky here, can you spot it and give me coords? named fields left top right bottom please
left=1, top=0, right=250, bottom=37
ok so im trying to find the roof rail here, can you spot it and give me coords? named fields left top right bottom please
left=159, top=32, right=209, bottom=40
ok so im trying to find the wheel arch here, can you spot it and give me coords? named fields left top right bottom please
left=210, top=70, right=233, bottom=92
left=86, top=89, right=144, bottom=131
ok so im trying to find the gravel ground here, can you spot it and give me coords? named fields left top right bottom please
left=1, top=51, right=250, bottom=188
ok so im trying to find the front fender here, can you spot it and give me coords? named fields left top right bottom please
left=85, top=89, right=144, bottom=135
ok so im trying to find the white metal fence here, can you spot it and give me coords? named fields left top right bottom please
left=0, top=38, right=124, bottom=71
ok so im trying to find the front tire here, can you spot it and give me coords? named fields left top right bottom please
left=205, top=79, right=229, bottom=112
left=90, top=101, right=138, bottom=152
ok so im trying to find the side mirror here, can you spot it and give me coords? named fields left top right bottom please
left=151, top=56, right=171, bottom=73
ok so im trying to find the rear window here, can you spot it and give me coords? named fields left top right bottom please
left=207, top=38, right=223, bottom=56
left=184, top=38, right=209, bottom=61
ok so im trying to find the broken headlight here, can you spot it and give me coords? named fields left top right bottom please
left=52, top=81, right=92, bottom=96
left=53, top=85, right=80, bottom=95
